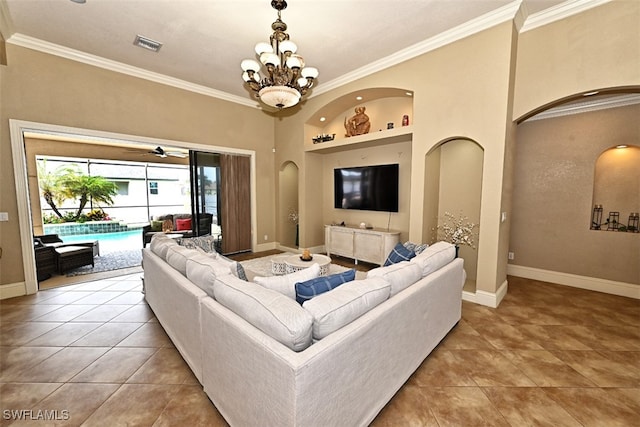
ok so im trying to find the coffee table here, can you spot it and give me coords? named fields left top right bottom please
left=271, top=254, right=331, bottom=276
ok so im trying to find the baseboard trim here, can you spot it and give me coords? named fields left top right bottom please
left=0, top=282, right=27, bottom=300
left=255, top=242, right=277, bottom=253
left=507, top=264, right=640, bottom=299
left=462, top=280, right=508, bottom=308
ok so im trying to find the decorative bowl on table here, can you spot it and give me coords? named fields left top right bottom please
left=300, top=255, right=313, bottom=262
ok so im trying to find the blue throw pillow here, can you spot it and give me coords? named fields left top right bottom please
left=384, top=242, right=416, bottom=266
left=295, top=269, right=356, bottom=304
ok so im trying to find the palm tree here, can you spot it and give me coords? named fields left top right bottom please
left=38, top=162, right=118, bottom=221
left=37, top=160, right=67, bottom=219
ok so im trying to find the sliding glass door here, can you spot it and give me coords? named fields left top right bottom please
left=189, top=151, right=220, bottom=248
left=190, top=151, right=251, bottom=254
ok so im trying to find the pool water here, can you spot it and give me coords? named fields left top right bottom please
left=62, top=229, right=143, bottom=254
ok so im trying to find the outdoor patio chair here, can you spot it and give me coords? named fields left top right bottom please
left=35, top=233, right=100, bottom=257
left=55, top=245, right=95, bottom=274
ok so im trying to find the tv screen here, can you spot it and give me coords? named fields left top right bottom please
left=334, top=164, right=399, bottom=212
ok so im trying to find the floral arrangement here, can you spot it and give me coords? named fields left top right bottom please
left=288, top=207, right=299, bottom=225
left=436, top=211, right=478, bottom=248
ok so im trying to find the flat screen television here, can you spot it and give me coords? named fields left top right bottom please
left=334, top=164, right=399, bottom=212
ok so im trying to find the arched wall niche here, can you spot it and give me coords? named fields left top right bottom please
left=592, top=144, right=640, bottom=231
left=279, top=161, right=299, bottom=249
left=304, top=87, right=414, bottom=145
left=424, top=137, right=484, bottom=291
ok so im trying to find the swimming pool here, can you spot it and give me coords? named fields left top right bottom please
left=62, top=229, right=142, bottom=254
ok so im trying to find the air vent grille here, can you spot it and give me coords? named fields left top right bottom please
left=133, top=35, right=162, bottom=52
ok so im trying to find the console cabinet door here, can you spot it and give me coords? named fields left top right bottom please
left=353, top=232, right=384, bottom=264
left=327, top=227, right=354, bottom=258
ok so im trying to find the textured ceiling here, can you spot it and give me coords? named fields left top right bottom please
left=1, top=0, right=574, bottom=107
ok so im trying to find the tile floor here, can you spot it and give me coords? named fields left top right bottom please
left=1, top=268, right=639, bottom=426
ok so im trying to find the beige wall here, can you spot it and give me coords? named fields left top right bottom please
left=275, top=21, right=517, bottom=296
left=511, top=104, right=639, bottom=284
left=320, top=140, right=412, bottom=242
left=1, top=44, right=274, bottom=286
left=513, top=0, right=640, bottom=120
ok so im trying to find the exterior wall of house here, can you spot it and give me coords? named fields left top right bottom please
left=0, top=44, right=274, bottom=287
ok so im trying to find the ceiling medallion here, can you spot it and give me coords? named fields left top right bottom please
left=241, top=0, right=318, bottom=109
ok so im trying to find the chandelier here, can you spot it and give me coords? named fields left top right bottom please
left=241, top=0, right=318, bottom=109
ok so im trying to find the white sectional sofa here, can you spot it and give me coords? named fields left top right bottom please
left=143, top=234, right=465, bottom=427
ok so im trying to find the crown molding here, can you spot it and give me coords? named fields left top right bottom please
left=520, top=0, right=611, bottom=32
left=0, top=0, right=14, bottom=40
left=7, top=33, right=260, bottom=108
left=4, top=1, right=615, bottom=107
left=313, top=1, right=523, bottom=96
left=526, top=94, right=640, bottom=121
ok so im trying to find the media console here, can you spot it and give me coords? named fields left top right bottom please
left=325, top=225, right=400, bottom=265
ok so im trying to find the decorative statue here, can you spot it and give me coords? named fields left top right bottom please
left=344, top=106, right=371, bottom=137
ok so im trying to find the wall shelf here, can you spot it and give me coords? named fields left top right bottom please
left=305, top=125, right=413, bottom=154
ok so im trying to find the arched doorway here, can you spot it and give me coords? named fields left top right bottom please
left=279, top=161, right=299, bottom=250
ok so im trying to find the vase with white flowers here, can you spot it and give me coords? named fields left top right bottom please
left=436, top=211, right=479, bottom=257
left=288, top=207, right=299, bottom=247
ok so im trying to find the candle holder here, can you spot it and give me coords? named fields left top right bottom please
left=591, top=205, right=603, bottom=230
left=628, top=213, right=639, bottom=233
left=606, top=212, right=620, bottom=230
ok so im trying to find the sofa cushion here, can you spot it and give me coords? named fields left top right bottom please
left=384, top=242, right=416, bottom=266
left=185, top=254, right=233, bottom=297
left=367, top=261, right=423, bottom=297
left=149, top=234, right=178, bottom=260
left=295, top=269, right=355, bottom=304
left=410, top=241, right=456, bottom=277
left=150, top=220, right=163, bottom=232
left=153, top=214, right=174, bottom=223
left=303, top=277, right=390, bottom=340
left=175, top=217, right=192, bottom=231
left=165, top=245, right=195, bottom=276
left=214, top=253, right=248, bottom=281
left=253, top=263, right=321, bottom=300
left=214, top=274, right=313, bottom=352
left=178, top=235, right=219, bottom=253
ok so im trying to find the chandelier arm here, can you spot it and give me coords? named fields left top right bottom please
left=289, top=68, right=301, bottom=86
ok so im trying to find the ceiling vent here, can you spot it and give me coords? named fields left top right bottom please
left=133, top=35, right=162, bottom=52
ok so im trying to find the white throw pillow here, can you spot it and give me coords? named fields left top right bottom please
left=410, top=241, right=456, bottom=277
left=303, top=277, right=390, bottom=340
left=253, top=263, right=321, bottom=300
left=165, top=245, right=195, bottom=276
left=213, top=274, right=313, bottom=352
left=367, top=261, right=422, bottom=297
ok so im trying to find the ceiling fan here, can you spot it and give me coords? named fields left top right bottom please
left=147, top=146, right=188, bottom=158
